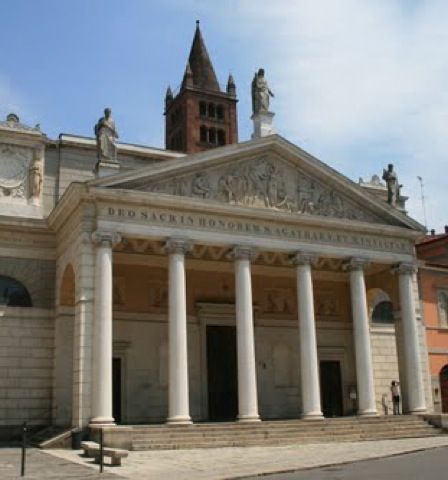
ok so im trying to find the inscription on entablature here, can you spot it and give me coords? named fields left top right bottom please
left=101, top=205, right=414, bottom=256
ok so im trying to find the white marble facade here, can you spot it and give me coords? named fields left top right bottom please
left=0, top=117, right=433, bottom=436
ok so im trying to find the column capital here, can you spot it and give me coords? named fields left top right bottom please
left=228, top=245, right=257, bottom=261
left=91, top=231, right=121, bottom=248
left=392, top=262, right=417, bottom=275
left=343, top=257, right=369, bottom=272
left=165, top=238, right=192, bottom=255
left=290, top=252, right=317, bottom=266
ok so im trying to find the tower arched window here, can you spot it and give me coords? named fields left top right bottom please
left=199, top=101, right=207, bottom=117
left=200, top=125, right=207, bottom=143
left=217, top=129, right=226, bottom=145
left=208, top=103, right=216, bottom=118
left=216, top=105, right=224, bottom=120
left=0, top=276, right=32, bottom=307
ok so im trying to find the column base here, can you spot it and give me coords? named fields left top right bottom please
left=302, top=412, right=324, bottom=420
left=358, top=409, right=378, bottom=417
left=237, top=414, right=261, bottom=423
left=89, top=416, right=115, bottom=426
left=166, top=415, right=192, bottom=425
left=408, top=407, right=427, bottom=415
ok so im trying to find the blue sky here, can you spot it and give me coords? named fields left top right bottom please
left=1, top=0, right=447, bottom=230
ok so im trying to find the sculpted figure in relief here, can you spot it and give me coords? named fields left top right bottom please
left=191, top=172, right=211, bottom=198
left=251, top=68, right=274, bottom=115
left=94, top=108, right=119, bottom=162
left=29, top=163, right=42, bottom=200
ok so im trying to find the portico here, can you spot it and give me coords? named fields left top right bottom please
left=48, top=135, right=431, bottom=429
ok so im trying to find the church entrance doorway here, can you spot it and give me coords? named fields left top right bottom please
left=320, top=360, right=343, bottom=417
left=112, top=357, right=122, bottom=424
left=440, top=364, right=448, bottom=413
left=206, top=325, right=238, bottom=421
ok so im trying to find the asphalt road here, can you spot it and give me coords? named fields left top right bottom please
left=244, top=446, right=448, bottom=480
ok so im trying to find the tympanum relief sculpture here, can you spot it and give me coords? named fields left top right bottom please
left=141, top=155, right=379, bottom=222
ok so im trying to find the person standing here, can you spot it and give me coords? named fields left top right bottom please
left=391, top=380, right=401, bottom=415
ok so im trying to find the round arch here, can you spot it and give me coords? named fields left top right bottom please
left=366, top=288, right=394, bottom=324
left=0, top=275, right=32, bottom=307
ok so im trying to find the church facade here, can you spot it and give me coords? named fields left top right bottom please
left=0, top=25, right=433, bottom=438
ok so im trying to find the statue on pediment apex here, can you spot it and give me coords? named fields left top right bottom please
left=251, top=68, right=274, bottom=115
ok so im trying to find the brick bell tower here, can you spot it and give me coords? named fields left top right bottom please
left=165, top=21, right=238, bottom=153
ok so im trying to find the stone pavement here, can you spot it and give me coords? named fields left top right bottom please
left=0, top=447, right=121, bottom=479
left=44, top=436, right=448, bottom=480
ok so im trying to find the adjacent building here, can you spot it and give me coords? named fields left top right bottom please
left=417, top=228, right=448, bottom=413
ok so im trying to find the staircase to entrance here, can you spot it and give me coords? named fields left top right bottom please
left=90, top=415, right=444, bottom=451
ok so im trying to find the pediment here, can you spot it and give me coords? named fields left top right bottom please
left=94, top=136, right=423, bottom=230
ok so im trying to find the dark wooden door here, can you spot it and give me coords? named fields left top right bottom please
left=206, top=326, right=238, bottom=421
left=320, top=360, right=343, bottom=417
left=112, top=357, right=122, bottom=424
left=440, top=365, right=448, bottom=413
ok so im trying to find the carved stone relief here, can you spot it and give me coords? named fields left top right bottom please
left=139, top=155, right=380, bottom=222
left=315, top=292, right=340, bottom=318
left=149, top=281, right=168, bottom=309
left=263, top=288, right=295, bottom=314
left=0, top=143, right=32, bottom=200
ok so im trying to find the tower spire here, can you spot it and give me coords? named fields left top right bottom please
left=185, top=20, right=220, bottom=91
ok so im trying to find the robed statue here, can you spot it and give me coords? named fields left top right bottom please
left=382, top=163, right=401, bottom=206
left=94, top=108, right=118, bottom=162
left=251, top=68, right=274, bottom=115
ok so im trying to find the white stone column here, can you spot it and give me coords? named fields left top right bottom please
left=395, top=262, right=426, bottom=413
left=90, top=231, right=121, bottom=425
left=292, top=253, right=323, bottom=419
left=232, top=246, right=260, bottom=422
left=166, top=238, right=192, bottom=425
left=346, top=258, right=377, bottom=416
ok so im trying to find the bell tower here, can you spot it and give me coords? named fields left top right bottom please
left=165, top=21, right=238, bottom=154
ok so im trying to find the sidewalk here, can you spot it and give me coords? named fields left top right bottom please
left=44, top=436, right=448, bottom=480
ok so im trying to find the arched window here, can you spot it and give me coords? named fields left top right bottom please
left=0, top=276, right=32, bottom=307
left=199, top=101, right=207, bottom=117
left=208, top=127, right=216, bottom=144
left=372, top=301, right=394, bottom=324
left=216, top=105, right=224, bottom=120
left=208, top=103, right=216, bottom=118
left=217, top=129, right=226, bottom=145
left=200, top=125, right=207, bottom=143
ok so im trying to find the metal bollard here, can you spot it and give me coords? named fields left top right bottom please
left=99, top=428, right=104, bottom=474
left=20, top=421, right=27, bottom=477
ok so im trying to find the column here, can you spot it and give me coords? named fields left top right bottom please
left=292, top=253, right=323, bottom=419
left=232, top=246, right=260, bottom=422
left=395, top=263, right=426, bottom=413
left=166, top=238, right=192, bottom=424
left=346, top=258, right=377, bottom=416
left=90, top=231, right=121, bottom=425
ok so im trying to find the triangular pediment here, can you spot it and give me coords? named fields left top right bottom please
left=92, top=135, right=424, bottom=231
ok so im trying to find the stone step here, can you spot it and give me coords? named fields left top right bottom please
left=131, top=421, right=432, bottom=437
left=129, top=418, right=427, bottom=435
left=132, top=426, right=437, bottom=444
left=132, top=432, right=443, bottom=451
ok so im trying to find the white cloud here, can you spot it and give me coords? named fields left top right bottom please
left=171, top=0, right=448, bottom=230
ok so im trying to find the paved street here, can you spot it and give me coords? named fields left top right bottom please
left=245, top=446, right=448, bottom=479
left=0, top=448, right=120, bottom=479
left=45, top=436, right=448, bottom=479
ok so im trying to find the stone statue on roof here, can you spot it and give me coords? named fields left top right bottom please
left=251, top=69, right=274, bottom=115
left=382, top=163, right=402, bottom=207
left=94, top=108, right=119, bottom=162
